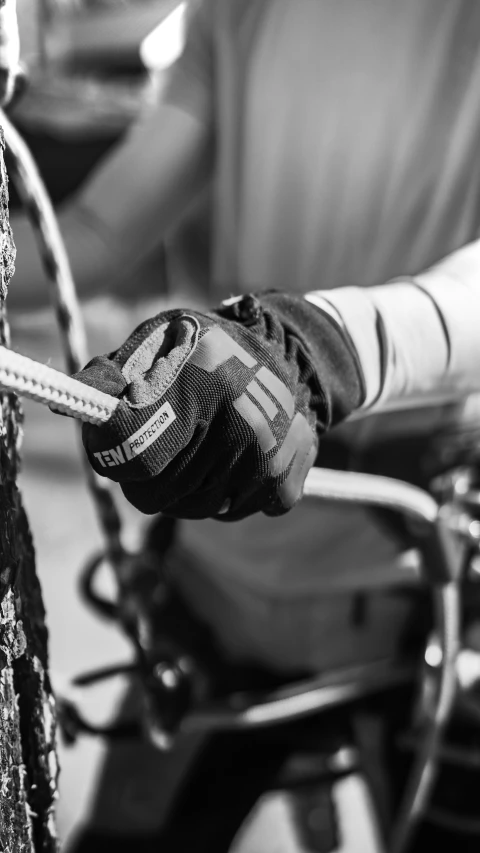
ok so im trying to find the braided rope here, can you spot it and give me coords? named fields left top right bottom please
left=0, top=344, right=118, bottom=425
left=1, top=108, right=124, bottom=556
left=2, top=109, right=88, bottom=372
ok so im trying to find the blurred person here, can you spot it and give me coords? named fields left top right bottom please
left=8, top=0, right=480, bottom=848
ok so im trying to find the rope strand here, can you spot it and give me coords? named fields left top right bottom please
left=1, top=107, right=125, bottom=558
left=0, top=345, right=118, bottom=425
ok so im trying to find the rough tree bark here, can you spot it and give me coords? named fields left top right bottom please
left=0, top=125, right=58, bottom=850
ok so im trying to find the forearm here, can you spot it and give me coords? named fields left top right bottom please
left=8, top=103, right=212, bottom=312
left=306, top=239, right=480, bottom=413
left=8, top=205, right=123, bottom=312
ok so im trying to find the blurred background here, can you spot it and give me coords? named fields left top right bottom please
left=10, top=1, right=187, bottom=846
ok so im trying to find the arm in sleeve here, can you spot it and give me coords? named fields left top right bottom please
left=305, top=239, right=480, bottom=414
left=8, top=1, right=216, bottom=313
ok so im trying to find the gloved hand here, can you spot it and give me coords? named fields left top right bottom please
left=73, top=292, right=364, bottom=520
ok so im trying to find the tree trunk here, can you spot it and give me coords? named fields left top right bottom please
left=0, top=125, right=58, bottom=851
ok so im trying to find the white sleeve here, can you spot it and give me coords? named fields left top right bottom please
left=305, top=239, right=480, bottom=412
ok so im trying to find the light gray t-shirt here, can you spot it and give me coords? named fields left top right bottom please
left=165, top=0, right=480, bottom=297
left=154, top=0, right=480, bottom=671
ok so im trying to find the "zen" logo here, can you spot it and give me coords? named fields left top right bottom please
left=93, top=402, right=176, bottom=468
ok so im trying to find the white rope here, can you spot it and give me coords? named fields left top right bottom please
left=0, top=344, right=118, bottom=425
left=303, top=466, right=439, bottom=524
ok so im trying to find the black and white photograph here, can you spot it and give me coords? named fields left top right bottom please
left=2, top=1, right=480, bottom=851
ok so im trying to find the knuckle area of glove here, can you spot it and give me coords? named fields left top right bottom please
left=123, top=461, right=230, bottom=517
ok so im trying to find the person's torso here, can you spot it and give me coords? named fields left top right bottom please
left=208, top=0, right=480, bottom=297
left=175, top=0, right=479, bottom=626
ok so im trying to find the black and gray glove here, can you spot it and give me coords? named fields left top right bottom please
left=73, top=292, right=365, bottom=520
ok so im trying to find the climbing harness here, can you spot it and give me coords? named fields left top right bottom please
left=2, top=106, right=480, bottom=852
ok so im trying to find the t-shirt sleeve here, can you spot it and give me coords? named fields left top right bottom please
left=162, top=0, right=215, bottom=123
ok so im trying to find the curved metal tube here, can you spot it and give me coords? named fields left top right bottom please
left=303, top=467, right=439, bottom=525
left=179, top=659, right=414, bottom=734
left=389, top=581, right=461, bottom=853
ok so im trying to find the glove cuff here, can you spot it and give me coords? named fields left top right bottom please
left=216, top=291, right=366, bottom=431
